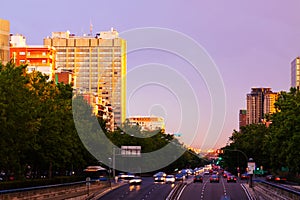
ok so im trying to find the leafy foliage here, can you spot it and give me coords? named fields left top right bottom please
left=0, top=62, right=97, bottom=179
left=0, top=62, right=202, bottom=180
left=221, top=88, right=300, bottom=176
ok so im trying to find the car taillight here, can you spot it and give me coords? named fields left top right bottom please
left=275, top=177, right=280, bottom=181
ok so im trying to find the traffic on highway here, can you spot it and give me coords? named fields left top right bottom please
left=98, top=165, right=252, bottom=200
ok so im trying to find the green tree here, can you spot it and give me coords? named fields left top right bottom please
left=268, top=88, right=300, bottom=174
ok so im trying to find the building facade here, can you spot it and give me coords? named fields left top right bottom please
left=44, top=29, right=127, bottom=126
left=55, top=69, right=73, bottom=85
left=246, top=88, right=277, bottom=125
left=127, top=116, right=165, bottom=132
left=10, top=34, right=56, bottom=80
left=291, top=57, right=300, bottom=89
left=239, top=109, right=247, bottom=130
left=0, top=19, right=10, bottom=64
left=264, top=92, right=279, bottom=115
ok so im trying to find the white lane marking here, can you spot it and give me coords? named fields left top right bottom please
left=241, top=183, right=252, bottom=200
left=200, top=178, right=209, bottom=200
left=176, top=184, right=187, bottom=200
left=221, top=176, right=227, bottom=197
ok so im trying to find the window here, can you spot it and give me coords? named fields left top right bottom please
left=19, top=52, right=25, bottom=55
left=42, top=60, right=46, bottom=63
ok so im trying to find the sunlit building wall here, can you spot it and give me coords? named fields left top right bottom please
left=239, top=109, right=247, bottom=130
left=44, top=29, right=126, bottom=126
left=127, top=116, right=165, bottom=132
left=264, top=92, right=279, bottom=115
left=291, top=57, right=300, bottom=89
left=246, top=88, right=277, bottom=125
left=10, top=34, right=56, bottom=80
left=55, top=69, right=73, bottom=85
left=0, top=19, right=10, bottom=64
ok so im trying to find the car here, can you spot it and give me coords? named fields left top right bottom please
left=118, top=172, right=135, bottom=180
left=227, top=175, right=237, bottom=182
left=154, top=175, right=165, bottom=182
left=265, top=175, right=275, bottom=181
left=210, top=175, right=219, bottom=183
left=153, top=172, right=166, bottom=178
left=223, top=172, right=229, bottom=178
left=274, top=176, right=287, bottom=183
left=240, top=173, right=249, bottom=180
left=204, top=171, right=210, bottom=175
left=165, top=175, right=175, bottom=183
left=212, top=171, right=219, bottom=175
left=129, top=176, right=142, bottom=185
left=175, top=173, right=185, bottom=181
left=193, top=175, right=203, bottom=183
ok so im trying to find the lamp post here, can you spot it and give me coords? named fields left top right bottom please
left=112, top=147, right=116, bottom=178
left=247, top=158, right=255, bottom=188
left=217, top=148, right=249, bottom=178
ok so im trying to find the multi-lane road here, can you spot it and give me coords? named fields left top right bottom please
left=179, top=175, right=249, bottom=200
left=98, top=174, right=251, bottom=200
left=99, top=177, right=175, bottom=200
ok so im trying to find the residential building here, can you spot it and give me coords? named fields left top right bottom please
left=264, top=92, right=279, bottom=115
left=0, top=19, right=10, bottom=64
left=239, top=109, right=247, bottom=130
left=10, top=34, right=56, bottom=80
left=291, top=57, right=300, bottom=89
left=54, top=69, right=73, bottom=85
left=127, top=116, right=165, bottom=132
left=44, top=28, right=126, bottom=127
left=97, top=98, right=114, bottom=131
left=246, top=88, right=277, bottom=125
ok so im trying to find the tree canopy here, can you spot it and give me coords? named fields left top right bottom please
left=0, top=62, right=202, bottom=180
left=220, top=88, right=300, bottom=176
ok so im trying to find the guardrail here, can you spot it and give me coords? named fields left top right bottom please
left=0, top=180, right=86, bottom=195
left=253, top=179, right=300, bottom=200
left=0, top=180, right=109, bottom=199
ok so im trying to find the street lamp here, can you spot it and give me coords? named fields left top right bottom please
left=248, top=158, right=255, bottom=188
left=217, top=148, right=249, bottom=177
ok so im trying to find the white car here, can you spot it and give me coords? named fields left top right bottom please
left=165, top=175, right=175, bottom=183
left=204, top=171, right=210, bottom=175
left=129, top=176, right=142, bottom=185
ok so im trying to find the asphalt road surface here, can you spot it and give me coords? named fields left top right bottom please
left=98, top=175, right=250, bottom=200
left=179, top=175, right=249, bottom=200
left=98, top=177, right=176, bottom=200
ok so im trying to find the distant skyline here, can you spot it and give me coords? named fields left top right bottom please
left=2, top=0, right=300, bottom=150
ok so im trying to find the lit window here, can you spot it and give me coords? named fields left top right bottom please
left=20, top=60, right=25, bottom=63
left=19, top=52, right=25, bottom=55
left=42, top=60, right=46, bottom=63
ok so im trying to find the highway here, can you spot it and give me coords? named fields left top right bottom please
left=98, top=175, right=251, bottom=200
left=179, top=175, right=249, bottom=200
left=98, top=177, right=176, bottom=200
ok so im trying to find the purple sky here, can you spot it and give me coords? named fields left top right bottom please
left=3, top=0, right=300, bottom=150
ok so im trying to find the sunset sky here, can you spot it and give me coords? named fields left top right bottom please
left=3, top=0, right=300, bottom=150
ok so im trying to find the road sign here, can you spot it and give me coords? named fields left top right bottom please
left=247, top=162, right=255, bottom=174
left=121, top=146, right=141, bottom=157
left=86, top=177, right=91, bottom=186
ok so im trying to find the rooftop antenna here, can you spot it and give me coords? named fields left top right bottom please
left=89, top=18, right=93, bottom=36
